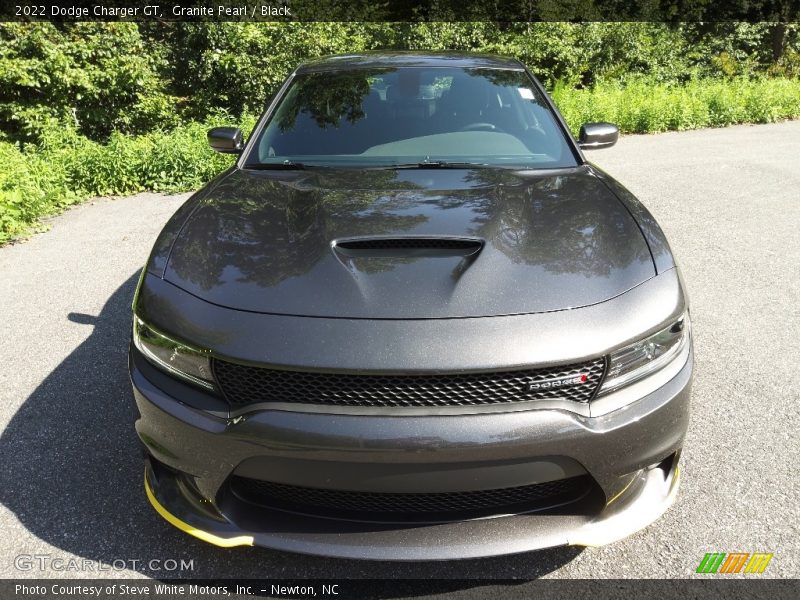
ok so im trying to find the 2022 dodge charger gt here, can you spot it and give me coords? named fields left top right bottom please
left=130, top=52, right=692, bottom=559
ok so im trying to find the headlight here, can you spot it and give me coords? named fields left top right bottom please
left=132, top=316, right=215, bottom=390
left=598, top=312, right=690, bottom=396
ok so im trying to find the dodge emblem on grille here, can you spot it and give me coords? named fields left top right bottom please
left=528, top=374, right=589, bottom=391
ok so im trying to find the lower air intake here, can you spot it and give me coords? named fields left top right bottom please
left=229, top=475, right=594, bottom=521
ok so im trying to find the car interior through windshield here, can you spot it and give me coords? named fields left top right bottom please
left=248, top=67, right=576, bottom=168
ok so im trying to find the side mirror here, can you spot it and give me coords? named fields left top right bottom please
left=208, top=127, right=243, bottom=154
left=578, top=122, right=619, bottom=150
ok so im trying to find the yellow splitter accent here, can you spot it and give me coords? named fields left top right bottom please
left=144, top=472, right=254, bottom=548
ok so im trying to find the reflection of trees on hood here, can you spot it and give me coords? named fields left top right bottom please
left=461, top=170, right=651, bottom=277
left=166, top=170, right=428, bottom=289
left=277, top=69, right=395, bottom=131
left=166, top=167, right=651, bottom=292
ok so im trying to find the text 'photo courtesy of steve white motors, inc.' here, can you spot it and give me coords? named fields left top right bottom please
left=16, top=4, right=292, bottom=18
left=13, top=582, right=343, bottom=598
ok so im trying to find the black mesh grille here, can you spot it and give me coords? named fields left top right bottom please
left=336, top=238, right=481, bottom=251
left=230, top=475, right=592, bottom=520
left=212, top=358, right=605, bottom=408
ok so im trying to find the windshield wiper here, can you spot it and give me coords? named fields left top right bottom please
left=390, top=160, right=491, bottom=170
left=246, top=160, right=499, bottom=171
left=243, top=160, right=312, bottom=170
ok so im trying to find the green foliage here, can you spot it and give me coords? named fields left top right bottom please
left=157, top=22, right=394, bottom=119
left=0, top=114, right=255, bottom=243
left=0, top=23, right=180, bottom=142
left=2, top=22, right=798, bottom=143
left=148, top=22, right=800, bottom=120
left=0, top=140, right=77, bottom=240
left=552, top=77, right=800, bottom=134
left=2, top=21, right=800, bottom=244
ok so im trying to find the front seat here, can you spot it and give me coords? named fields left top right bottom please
left=435, top=76, right=492, bottom=132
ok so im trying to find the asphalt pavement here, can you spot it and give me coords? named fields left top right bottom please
left=1, top=122, right=798, bottom=586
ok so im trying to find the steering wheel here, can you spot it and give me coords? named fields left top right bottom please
left=460, top=122, right=502, bottom=132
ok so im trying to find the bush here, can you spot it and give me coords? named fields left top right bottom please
left=159, top=22, right=390, bottom=120
left=553, top=77, right=800, bottom=134
left=0, top=130, right=81, bottom=241
left=0, top=23, right=180, bottom=143
left=0, top=113, right=255, bottom=243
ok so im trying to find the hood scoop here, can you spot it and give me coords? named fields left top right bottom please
left=330, top=236, right=484, bottom=301
left=333, top=236, right=484, bottom=258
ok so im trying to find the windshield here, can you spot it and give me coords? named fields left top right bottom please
left=244, top=67, right=577, bottom=169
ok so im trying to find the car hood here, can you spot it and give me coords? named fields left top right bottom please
left=164, top=165, right=655, bottom=319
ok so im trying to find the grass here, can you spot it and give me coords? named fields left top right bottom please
left=0, top=114, right=256, bottom=243
left=553, top=77, right=800, bottom=134
left=3, top=76, right=800, bottom=243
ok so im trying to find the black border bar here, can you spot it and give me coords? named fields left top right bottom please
left=3, top=579, right=800, bottom=600
left=1, top=1, right=799, bottom=22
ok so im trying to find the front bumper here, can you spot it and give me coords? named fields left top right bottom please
left=131, top=343, right=692, bottom=560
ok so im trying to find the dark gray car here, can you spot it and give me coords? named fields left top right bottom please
left=130, top=52, right=692, bottom=559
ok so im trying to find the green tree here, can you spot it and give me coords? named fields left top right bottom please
left=0, top=23, right=179, bottom=142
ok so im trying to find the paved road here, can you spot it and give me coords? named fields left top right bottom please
left=1, top=122, right=798, bottom=587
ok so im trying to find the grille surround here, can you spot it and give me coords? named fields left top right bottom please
left=212, top=358, right=606, bottom=409
left=229, top=475, right=594, bottom=522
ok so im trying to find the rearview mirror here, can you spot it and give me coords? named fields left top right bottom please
left=578, top=122, right=619, bottom=150
left=208, top=127, right=243, bottom=154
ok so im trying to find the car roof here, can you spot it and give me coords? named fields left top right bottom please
left=295, top=51, right=525, bottom=73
